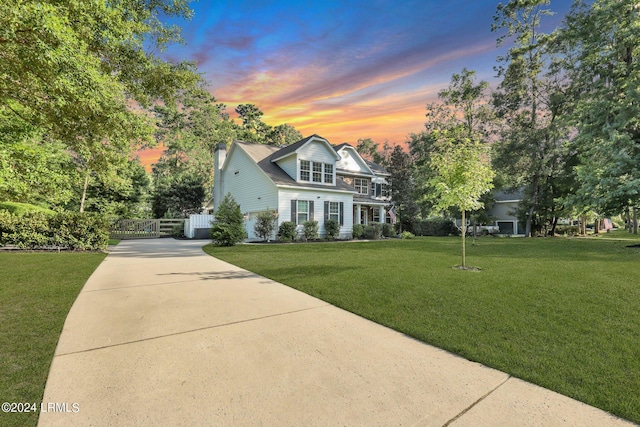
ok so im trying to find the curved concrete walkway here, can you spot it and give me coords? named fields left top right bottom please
left=39, top=239, right=635, bottom=426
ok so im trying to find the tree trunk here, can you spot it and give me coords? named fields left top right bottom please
left=461, top=210, right=466, bottom=268
left=594, top=217, right=600, bottom=234
left=525, top=175, right=539, bottom=237
left=634, top=207, right=638, bottom=235
left=550, top=216, right=558, bottom=236
left=581, top=215, right=587, bottom=236
left=79, top=172, right=90, bottom=213
left=627, top=207, right=632, bottom=233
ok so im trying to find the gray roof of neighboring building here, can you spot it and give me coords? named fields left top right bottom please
left=234, top=140, right=355, bottom=192
left=493, top=188, right=524, bottom=202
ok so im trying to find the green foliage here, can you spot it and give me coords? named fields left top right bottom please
left=324, top=219, right=341, bottom=240
left=555, top=225, right=579, bottom=236
left=0, top=210, right=109, bottom=250
left=0, top=201, right=54, bottom=215
left=152, top=174, right=206, bottom=218
left=382, top=222, right=395, bottom=238
left=559, top=0, right=640, bottom=215
left=415, top=218, right=459, bottom=236
left=210, top=193, right=246, bottom=246
left=301, top=220, right=319, bottom=241
left=401, top=231, right=415, bottom=239
left=254, top=209, right=278, bottom=241
left=277, top=221, right=297, bottom=242
left=429, top=138, right=494, bottom=214
left=363, top=222, right=383, bottom=240
left=352, top=224, right=365, bottom=239
left=387, top=145, right=419, bottom=233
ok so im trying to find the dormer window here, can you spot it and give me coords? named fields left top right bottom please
left=324, top=164, right=333, bottom=184
left=300, top=160, right=310, bottom=181
left=300, top=160, right=334, bottom=184
left=312, top=162, right=323, bottom=182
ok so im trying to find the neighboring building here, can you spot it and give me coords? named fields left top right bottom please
left=487, top=189, right=525, bottom=235
left=212, top=135, right=392, bottom=240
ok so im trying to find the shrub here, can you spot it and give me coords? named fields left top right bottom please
left=0, top=201, right=54, bottom=215
left=254, top=209, right=278, bottom=241
left=324, top=219, right=341, bottom=240
left=210, top=193, right=247, bottom=246
left=363, top=222, right=383, bottom=240
left=416, top=218, right=460, bottom=236
left=401, top=231, right=415, bottom=239
left=555, top=225, right=579, bottom=236
left=302, top=220, right=319, bottom=241
left=171, top=223, right=185, bottom=238
left=382, top=223, right=395, bottom=237
left=0, top=210, right=109, bottom=250
left=352, top=224, right=365, bottom=239
left=277, top=221, right=297, bottom=242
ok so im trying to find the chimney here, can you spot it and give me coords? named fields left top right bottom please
left=213, top=143, right=227, bottom=212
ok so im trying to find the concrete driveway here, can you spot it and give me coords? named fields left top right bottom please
left=39, top=239, right=635, bottom=426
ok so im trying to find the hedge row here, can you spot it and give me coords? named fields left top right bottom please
left=414, top=218, right=460, bottom=236
left=0, top=210, right=109, bottom=250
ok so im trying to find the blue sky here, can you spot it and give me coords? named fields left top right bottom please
left=158, top=0, right=573, bottom=147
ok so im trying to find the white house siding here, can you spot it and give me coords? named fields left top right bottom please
left=278, top=188, right=353, bottom=239
left=222, top=147, right=278, bottom=239
left=277, top=155, right=297, bottom=180
left=299, top=140, right=337, bottom=164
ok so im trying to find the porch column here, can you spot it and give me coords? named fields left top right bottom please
left=356, top=204, right=362, bottom=225
left=379, top=206, right=385, bottom=223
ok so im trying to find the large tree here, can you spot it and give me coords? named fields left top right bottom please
left=412, top=68, right=492, bottom=218
left=0, top=0, right=200, bottom=209
left=558, top=0, right=640, bottom=219
left=387, top=144, right=419, bottom=233
left=491, top=0, right=572, bottom=237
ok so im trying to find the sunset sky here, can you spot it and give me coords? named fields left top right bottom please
left=140, top=0, right=573, bottom=166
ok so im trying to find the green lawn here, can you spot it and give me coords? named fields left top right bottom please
left=0, top=252, right=106, bottom=427
left=204, top=235, right=640, bottom=424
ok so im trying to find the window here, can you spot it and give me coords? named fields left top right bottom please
left=354, top=178, right=369, bottom=195
left=324, top=164, right=333, bottom=183
left=297, top=200, right=309, bottom=223
left=300, top=160, right=310, bottom=181
left=312, top=162, right=323, bottom=182
left=324, top=201, right=344, bottom=225
left=374, top=182, right=389, bottom=198
left=291, top=200, right=314, bottom=224
left=300, top=160, right=334, bottom=184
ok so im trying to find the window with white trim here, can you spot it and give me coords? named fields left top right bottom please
left=354, top=178, right=369, bottom=195
left=300, top=160, right=310, bottom=181
left=324, top=164, right=334, bottom=183
left=299, top=160, right=334, bottom=184
left=312, top=162, right=322, bottom=182
left=328, top=202, right=340, bottom=222
left=297, top=200, right=309, bottom=223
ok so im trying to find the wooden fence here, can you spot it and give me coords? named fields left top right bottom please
left=110, top=219, right=185, bottom=240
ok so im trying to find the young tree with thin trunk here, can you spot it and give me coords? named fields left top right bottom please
left=429, top=132, right=494, bottom=269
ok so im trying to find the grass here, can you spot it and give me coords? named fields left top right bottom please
left=204, top=235, right=640, bottom=424
left=0, top=252, right=106, bottom=427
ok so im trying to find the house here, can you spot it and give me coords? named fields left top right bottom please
left=212, top=135, right=392, bottom=240
left=487, top=189, right=525, bottom=235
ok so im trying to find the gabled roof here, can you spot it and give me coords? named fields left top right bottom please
left=270, top=134, right=340, bottom=163
left=333, top=142, right=389, bottom=176
left=231, top=140, right=354, bottom=192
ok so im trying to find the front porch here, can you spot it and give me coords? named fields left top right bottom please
left=353, top=200, right=391, bottom=225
